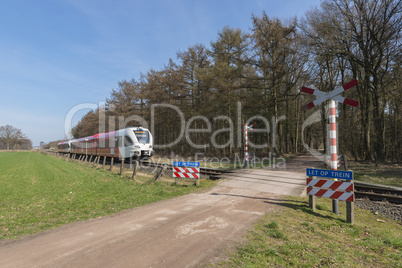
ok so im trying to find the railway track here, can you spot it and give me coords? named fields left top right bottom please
left=139, top=161, right=402, bottom=204
left=137, top=160, right=228, bottom=177
left=59, top=155, right=402, bottom=205
left=354, top=183, right=402, bottom=204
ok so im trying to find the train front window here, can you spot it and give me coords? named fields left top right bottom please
left=134, top=130, right=149, bottom=144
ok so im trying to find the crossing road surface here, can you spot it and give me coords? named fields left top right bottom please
left=218, top=153, right=323, bottom=195
left=0, top=154, right=321, bottom=268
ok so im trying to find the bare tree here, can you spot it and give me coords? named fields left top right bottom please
left=0, top=125, right=27, bottom=150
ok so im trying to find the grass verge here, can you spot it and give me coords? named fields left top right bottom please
left=219, top=196, right=401, bottom=267
left=348, top=161, right=402, bottom=187
left=0, top=152, right=216, bottom=239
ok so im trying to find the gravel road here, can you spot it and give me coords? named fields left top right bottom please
left=0, top=154, right=323, bottom=267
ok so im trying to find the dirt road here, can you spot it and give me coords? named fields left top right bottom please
left=0, top=154, right=321, bottom=267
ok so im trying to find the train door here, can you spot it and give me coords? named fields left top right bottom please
left=115, top=129, right=133, bottom=159
left=110, top=135, right=114, bottom=156
left=116, top=130, right=125, bottom=159
left=122, top=134, right=134, bottom=159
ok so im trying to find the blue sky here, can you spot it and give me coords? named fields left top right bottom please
left=0, top=0, right=321, bottom=146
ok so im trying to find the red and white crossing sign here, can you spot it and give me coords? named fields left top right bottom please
left=173, top=166, right=200, bottom=179
left=307, top=178, right=354, bottom=192
left=306, top=178, right=354, bottom=201
left=301, top=79, right=359, bottom=111
left=307, top=187, right=354, bottom=202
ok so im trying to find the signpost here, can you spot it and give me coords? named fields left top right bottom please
left=301, top=79, right=358, bottom=218
left=306, top=168, right=354, bottom=223
left=306, top=168, right=353, bottom=180
left=173, top=161, right=200, bottom=168
left=173, top=161, right=201, bottom=186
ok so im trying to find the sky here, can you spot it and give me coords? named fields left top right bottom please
left=0, top=0, right=321, bottom=147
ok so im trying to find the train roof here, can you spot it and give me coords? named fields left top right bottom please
left=68, top=127, right=151, bottom=143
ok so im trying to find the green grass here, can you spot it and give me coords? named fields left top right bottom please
left=0, top=152, right=216, bottom=239
left=348, top=161, right=402, bottom=187
left=219, top=196, right=402, bottom=267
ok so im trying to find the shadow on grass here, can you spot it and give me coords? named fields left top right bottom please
left=210, top=192, right=347, bottom=223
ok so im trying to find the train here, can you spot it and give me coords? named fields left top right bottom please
left=57, top=127, right=154, bottom=160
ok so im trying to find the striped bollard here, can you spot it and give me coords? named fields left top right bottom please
left=244, top=124, right=249, bottom=168
left=329, top=100, right=339, bottom=215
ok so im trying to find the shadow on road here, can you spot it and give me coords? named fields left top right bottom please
left=210, top=192, right=347, bottom=223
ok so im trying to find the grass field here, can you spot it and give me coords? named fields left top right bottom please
left=348, top=161, right=402, bottom=187
left=219, top=196, right=402, bottom=267
left=0, top=152, right=216, bottom=239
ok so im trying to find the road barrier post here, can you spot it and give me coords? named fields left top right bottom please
left=306, top=168, right=355, bottom=224
left=308, top=175, right=316, bottom=212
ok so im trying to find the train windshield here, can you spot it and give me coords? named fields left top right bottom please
left=134, top=130, right=150, bottom=144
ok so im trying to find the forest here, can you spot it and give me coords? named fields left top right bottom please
left=71, top=0, right=401, bottom=162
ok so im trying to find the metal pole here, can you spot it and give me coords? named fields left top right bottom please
left=329, top=100, right=339, bottom=215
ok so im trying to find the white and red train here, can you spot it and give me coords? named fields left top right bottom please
left=57, top=127, right=154, bottom=160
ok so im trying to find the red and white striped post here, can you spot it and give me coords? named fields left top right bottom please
left=244, top=123, right=249, bottom=168
left=329, top=100, right=339, bottom=214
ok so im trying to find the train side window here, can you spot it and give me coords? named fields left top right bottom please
left=124, top=136, right=133, bottom=146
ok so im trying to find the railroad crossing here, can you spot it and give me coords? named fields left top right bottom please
left=301, top=79, right=359, bottom=220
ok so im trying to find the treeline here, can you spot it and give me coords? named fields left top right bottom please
left=72, top=0, right=402, bottom=162
left=0, top=125, right=32, bottom=150
left=0, top=139, right=32, bottom=150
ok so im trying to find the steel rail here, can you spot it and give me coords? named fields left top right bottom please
left=354, top=182, right=402, bottom=204
left=70, top=157, right=402, bottom=204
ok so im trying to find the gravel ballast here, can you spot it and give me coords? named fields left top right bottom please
left=355, top=199, right=402, bottom=222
